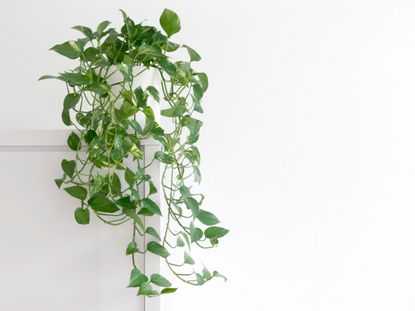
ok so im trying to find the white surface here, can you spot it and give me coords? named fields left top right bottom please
left=0, top=149, right=143, bottom=311
left=2, top=1, right=415, bottom=310
left=0, top=132, right=160, bottom=311
left=0, top=130, right=159, bottom=147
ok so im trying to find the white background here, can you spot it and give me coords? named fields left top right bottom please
left=2, top=0, right=415, bottom=310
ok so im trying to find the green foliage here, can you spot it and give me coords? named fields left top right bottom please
left=88, top=195, right=119, bottom=213
left=197, top=209, right=220, bottom=226
left=61, top=159, right=75, bottom=177
left=160, top=9, right=181, bottom=37
left=183, top=45, right=201, bottom=62
left=204, top=226, right=230, bottom=239
left=50, top=41, right=81, bottom=59
left=145, top=227, right=161, bottom=240
left=41, top=8, right=228, bottom=298
left=126, top=241, right=138, bottom=255
left=67, top=132, right=81, bottom=151
left=141, top=198, right=162, bottom=215
left=74, top=207, right=90, bottom=224
left=161, top=287, right=177, bottom=294
left=64, top=186, right=87, bottom=200
left=147, top=241, right=170, bottom=258
left=128, top=268, right=149, bottom=287
left=150, top=273, right=172, bottom=287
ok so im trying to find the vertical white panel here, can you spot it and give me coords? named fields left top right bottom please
left=0, top=132, right=160, bottom=311
left=0, top=149, right=141, bottom=310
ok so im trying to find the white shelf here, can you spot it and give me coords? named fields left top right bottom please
left=0, top=129, right=159, bottom=151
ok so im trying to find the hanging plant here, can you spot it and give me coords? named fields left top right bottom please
left=40, top=8, right=228, bottom=297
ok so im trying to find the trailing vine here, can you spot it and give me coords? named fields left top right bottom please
left=40, top=8, right=228, bottom=297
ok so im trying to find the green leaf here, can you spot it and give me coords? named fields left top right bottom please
left=61, top=159, right=75, bottom=177
left=196, top=273, right=205, bottom=285
left=125, top=168, right=135, bottom=187
left=202, top=267, right=212, bottom=280
left=88, top=195, right=119, bottom=213
left=191, top=229, right=203, bottom=243
left=126, top=241, right=138, bottom=255
left=141, top=198, right=162, bottom=216
left=138, top=208, right=154, bottom=216
left=181, top=116, right=203, bottom=144
left=59, top=72, right=90, bottom=85
left=197, top=72, right=209, bottom=92
left=147, top=241, right=170, bottom=258
left=124, top=209, right=145, bottom=230
left=154, top=151, right=174, bottom=164
left=72, top=25, right=94, bottom=40
left=38, top=75, right=57, bottom=81
left=84, top=130, right=97, bottom=144
left=134, top=86, right=146, bottom=108
left=82, top=47, right=99, bottom=61
left=90, top=175, right=104, bottom=195
left=134, top=44, right=165, bottom=59
left=157, top=58, right=177, bottom=77
left=63, top=93, right=80, bottom=110
left=50, top=41, right=81, bottom=59
left=184, top=146, right=200, bottom=164
left=183, top=45, right=201, bottom=62
left=194, top=166, right=202, bottom=183
left=190, top=223, right=203, bottom=243
left=117, top=63, right=133, bottom=81
left=64, top=186, right=87, bottom=200
left=127, top=120, right=142, bottom=133
left=74, top=207, right=90, bottom=224
left=176, top=236, right=185, bottom=247
left=116, top=196, right=134, bottom=209
left=128, top=268, right=148, bottom=287
left=62, top=93, right=80, bottom=125
left=130, top=144, right=143, bottom=159
left=161, top=287, right=177, bottom=294
left=150, top=123, right=167, bottom=146
left=148, top=181, right=157, bottom=195
left=120, top=9, right=136, bottom=37
left=197, top=209, right=220, bottom=226
left=85, top=83, right=110, bottom=95
left=96, top=20, right=111, bottom=36
left=76, top=112, right=91, bottom=128
left=193, top=84, right=204, bottom=100
left=204, top=226, right=229, bottom=239
left=110, top=173, right=121, bottom=195
left=184, top=251, right=195, bottom=265
left=193, top=97, right=204, bottom=113
left=54, top=178, right=63, bottom=188
left=163, top=40, right=180, bottom=52
left=150, top=274, right=172, bottom=287
left=161, top=103, right=186, bottom=118
left=146, top=86, right=160, bottom=102
left=145, top=227, right=161, bottom=241
left=67, top=132, right=81, bottom=151
left=183, top=196, right=199, bottom=218
left=179, top=185, right=191, bottom=197
left=138, top=282, right=159, bottom=297
left=159, top=8, right=181, bottom=37
left=62, top=110, right=71, bottom=126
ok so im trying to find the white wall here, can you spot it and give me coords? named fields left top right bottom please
left=3, top=0, right=415, bottom=310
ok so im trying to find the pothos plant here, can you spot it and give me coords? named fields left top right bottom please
left=40, top=8, right=228, bottom=297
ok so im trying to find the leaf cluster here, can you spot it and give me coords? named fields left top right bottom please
left=42, top=8, right=228, bottom=297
